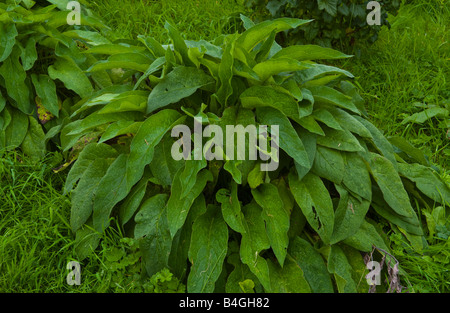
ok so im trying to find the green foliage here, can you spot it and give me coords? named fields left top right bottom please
left=0, top=0, right=109, bottom=159
left=59, top=15, right=450, bottom=293
left=244, top=0, right=402, bottom=50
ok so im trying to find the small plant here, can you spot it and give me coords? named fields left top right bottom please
left=59, top=15, right=449, bottom=293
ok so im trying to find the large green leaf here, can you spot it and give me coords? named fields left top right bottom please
left=21, top=116, right=46, bottom=161
left=239, top=202, right=271, bottom=291
left=252, top=58, right=311, bottom=81
left=369, top=152, right=417, bottom=219
left=289, top=171, right=334, bottom=244
left=118, top=172, right=149, bottom=226
left=343, top=219, right=390, bottom=252
left=0, top=22, right=18, bottom=62
left=20, top=37, right=38, bottom=71
left=70, top=158, right=111, bottom=232
left=4, top=107, right=28, bottom=149
left=326, top=245, right=357, bottom=293
left=236, top=18, right=312, bottom=52
left=251, top=183, right=290, bottom=266
left=31, top=74, right=59, bottom=117
left=316, top=127, right=365, bottom=152
left=216, top=182, right=246, bottom=234
left=48, top=57, right=93, bottom=98
left=179, top=158, right=207, bottom=198
left=187, top=205, right=228, bottom=293
left=135, top=194, right=172, bottom=277
left=289, top=237, right=333, bottom=293
left=167, top=169, right=213, bottom=237
left=308, top=86, right=359, bottom=114
left=65, top=142, right=119, bottom=193
left=331, top=185, right=371, bottom=244
left=127, top=109, right=185, bottom=189
left=257, top=107, right=310, bottom=169
left=165, top=21, right=194, bottom=67
left=215, top=35, right=236, bottom=106
left=272, top=44, right=350, bottom=61
left=0, top=46, right=31, bottom=114
left=146, top=66, right=214, bottom=114
left=311, top=145, right=345, bottom=184
left=266, top=257, right=311, bottom=292
left=354, top=116, right=397, bottom=167
left=149, top=134, right=185, bottom=186
left=168, top=194, right=207, bottom=278
left=398, top=163, right=450, bottom=204
left=341, top=152, right=372, bottom=201
left=92, top=154, right=130, bottom=232
left=241, top=85, right=300, bottom=119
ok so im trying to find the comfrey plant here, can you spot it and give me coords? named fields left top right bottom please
left=60, top=16, right=449, bottom=292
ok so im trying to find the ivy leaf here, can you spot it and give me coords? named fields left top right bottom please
left=317, top=0, right=339, bottom=16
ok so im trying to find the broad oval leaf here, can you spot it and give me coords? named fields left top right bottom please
left=187, top=205, right=228, bottom=293
left=146, top=66, right=215, bottom=114
left=251, top=183, right=290, bottom=267
left=288, top=171, right=334, bottom=244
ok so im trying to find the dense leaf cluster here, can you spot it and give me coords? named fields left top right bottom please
left=0, top=0, right=108, bottom=160
left=1, top=1, right=449, bottom=293
left=244, top=0, right=401, bottom=49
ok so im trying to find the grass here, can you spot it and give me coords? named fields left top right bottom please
left=0, top=152, right=184, bottom=293
left=87, top=0, right=246, bottom=42
left=335, top=0, right=449, bottom=169
left=0, top=151, right=74, bottom=292
left=335, top=0, right=450, bottom=292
